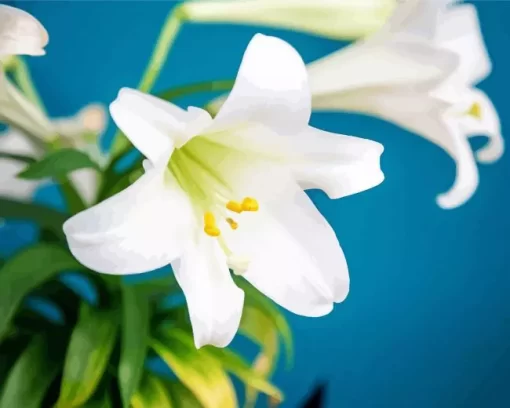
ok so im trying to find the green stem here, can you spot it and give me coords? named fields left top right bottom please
left=111, top=6, right=186, bottom=156
left=10, top=57, right=47, bottom=114
left=157, top=79, right=234, bottom=101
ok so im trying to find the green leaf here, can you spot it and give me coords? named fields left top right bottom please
left=17, top=148, right=100, bottom=180
left=0, top=151, right=36, bottom=164
left=0, top=334, right=31, bottom=390
left=82, top=387, right=113, bottom=408
left=56, top=304, right=119, bottom=407
left=0, top=334, right=64, bottom=408
left=151, top=328, right=238, bottom=408
left=0, top=199, right=68, bottom=240
left=203, top=346, right=282, bottom=401
left=131, top=373, right=173, bottom=408
left=236, top=276, right=293, bottom=364
left=119, top=285, right=150, bottom=408
left=166, top=381, right=202, bottom=408
left=239, top=306, right=281, bottom=408
left=0, top=244, right=83, bottom=339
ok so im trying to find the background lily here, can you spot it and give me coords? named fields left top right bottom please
left=0, top=4, right=48, bottom=58
left=306, top=0, right=503, bottom=208
left=0, top=104, right=108, bottom=204
left=0, top=4, right=52, bottom=144
left=180, top=0, right=396, bottom=40
left=64, top=34, right=384, bottom=349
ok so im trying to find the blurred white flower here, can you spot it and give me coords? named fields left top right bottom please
left=307, top=0, right=503, bottom=209
left=0, top=104, right=108, bottom=204
left=180, top=0, right=396, bottom=40
left=0, top=4, right=48, bottom=58
left=0, top=5, right=52, bottom=143
left=64, top=34, right=384, bottom=349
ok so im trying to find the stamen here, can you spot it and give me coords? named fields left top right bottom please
left=226, top=218, right=238, bottom=230
left=467, top=102, right=482, bottom=120
left=241, top=197, right=259, bottom=212
left=226, top=201, right=243, bottom=213
left=204, top=212, right=221, bottom=237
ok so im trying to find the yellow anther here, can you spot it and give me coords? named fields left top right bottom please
left=204, top=226, right=221, bottom=237
left=226, top=218, right=238, bottom=230
left=226, top=201, right=243, bottom=214
left=241, top=197, right=259, bottom=212
left=467, top=102, right=482, bottom=120
left=204, top=212, right=221, bottom=237
left=204, top=212, right=216, bottom=227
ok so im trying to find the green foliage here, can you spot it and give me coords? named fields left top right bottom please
left=119, top=285, right=150, bottom=408
left=0, top=244, right=84, bottom=339
left=0, top=333, right=64, bottom=408
left=57, top=304, right=119, bottom=407
left=17, top=148, right=100, bottom=180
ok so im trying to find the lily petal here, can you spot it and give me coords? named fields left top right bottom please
left=172, top=234, right=244, bottom=349
left=223, top=177, right=346, bottom=316
left=63, top=167, right=194, bottom=274
left=435, top=120, right=479, bottom=209
left=436, top=4, right=491, bottom=86
left=110, top=88, right=187, bottom=164
left=291, top=126, right=384, bottom=199
left=459, top=89, right=503, bottom=164
left=214, top=34, right=311, bottom=135
left=308, top=37, right=458, bottom=98
left=0, top=5, right=48, bottom=57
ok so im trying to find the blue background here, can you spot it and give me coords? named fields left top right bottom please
left=4, top=0, right=510, bottom=407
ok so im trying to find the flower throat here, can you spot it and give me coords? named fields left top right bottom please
left=167, top=136, right=259, bottom=237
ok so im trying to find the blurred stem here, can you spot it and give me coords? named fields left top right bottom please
left=10, top=56, right=47, bottom=114
left=157, top=79, right=234, bottom=101
left=111, top=5, right=187, bottom=156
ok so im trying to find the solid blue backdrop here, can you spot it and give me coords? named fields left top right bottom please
left=4, top=0, right=510, bottom=407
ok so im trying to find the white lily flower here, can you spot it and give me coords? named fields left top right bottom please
left=0, top=104, right=108, bottom=204
left=180, top=0, right=396, bottom=40
left=63, top=34, right=384, bottom=349
left=0, top=4, right=48, bottom=57
left=306, top=0, right=503, bottom=209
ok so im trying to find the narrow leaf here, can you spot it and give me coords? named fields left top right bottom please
left=131, top=373, right=173, bottom=408
left=0, top=198, right=68, bottom=240
left=0, top=244, right=83, bottom=339
left=151, top=328, right=237, bottom=408
left=0, top=152, right=36, bottom=164
left=166, top=381, right=202, bottom=408
left=119, top=285, right=150, bottom=408
left=17, top=148, right=100, bottom=180
left=0, top=334, right=64, bottom=408
left=82, top=387, right=113, bottom=408
left=236, top=276, right=293, bottom=364
left=203, top=346, right=282, bottom=401
left=56, top=304, right=119, bottom=407
left=239, top=306, right=281, bottom=408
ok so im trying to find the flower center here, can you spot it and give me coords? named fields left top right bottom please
left=167, top=136, right=259, bottom=238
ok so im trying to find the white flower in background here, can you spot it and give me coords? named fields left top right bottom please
left=0, top=4, right=53, bottom=142
left=0, top=104, right=108, bottom=204
left=0, top=4, right=107, bottom=205
left=306, top=0, right=503, bottom=209
left=180, top=0, right=396, bottom=40
left=0, top=4, right=48, bottom=57
left=64, top=34, right=384, bottom=349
